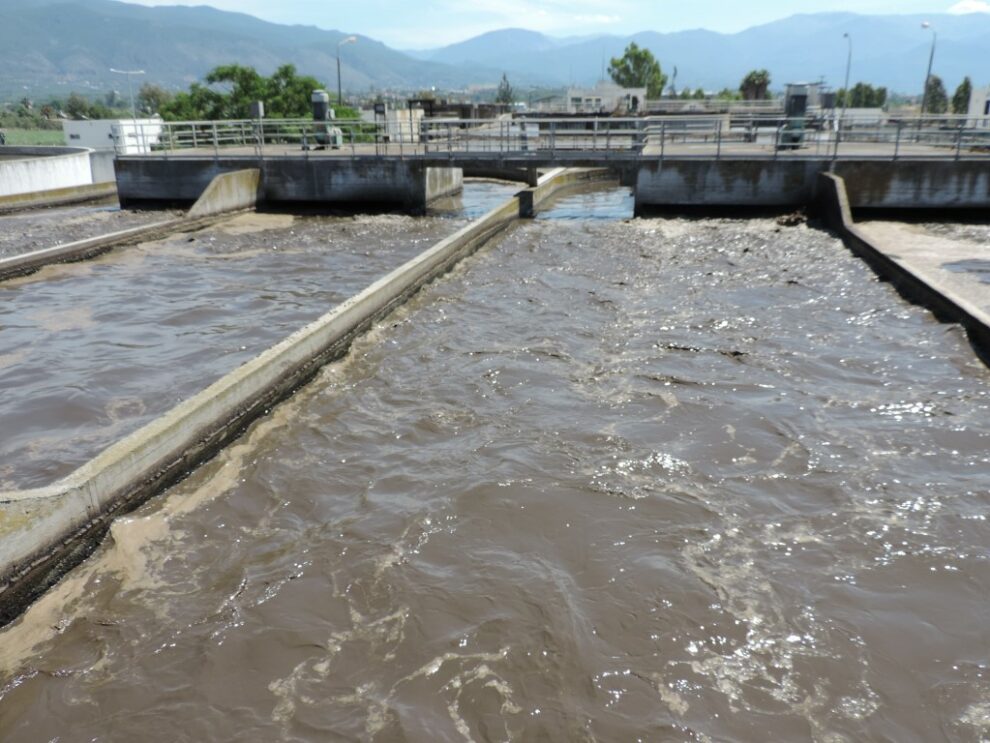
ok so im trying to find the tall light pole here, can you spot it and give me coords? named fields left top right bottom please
left=841, top=33, right=852, bottom=129
left=920, top=21, right=937, bottom=118
left=337, top=36, right=357, bottom=109
left=110, top=68, right=145, bottom=120
left=833, top=32, right=852, bottom=159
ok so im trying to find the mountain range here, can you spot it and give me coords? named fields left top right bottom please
left=0, top=0, right=987, bottom=100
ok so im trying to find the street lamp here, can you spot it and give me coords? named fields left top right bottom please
left=110, top=68, right=145, bottom=120
left=919, top=21, right=937, bottom=119
left=840, top=33, right=852, bottom=129
left=833, top=32, right=852, bottom=159
left=337, top=36, right=357, bottom=109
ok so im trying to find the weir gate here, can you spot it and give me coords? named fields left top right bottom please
left=113, top=114, right=990, bottom=213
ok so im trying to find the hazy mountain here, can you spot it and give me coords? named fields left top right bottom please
left=0, top=0, right=502, bottom=98
left=421, top=13, right=990, bottom=93
left=0, top=0, right=986, bottom=101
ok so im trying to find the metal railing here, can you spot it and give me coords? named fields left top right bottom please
left=113, top=114, right=990, bottom=162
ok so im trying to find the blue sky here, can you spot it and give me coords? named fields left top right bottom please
left=130, top=0, right=990, bottom=47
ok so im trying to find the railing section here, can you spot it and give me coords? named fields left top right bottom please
left=112, top=114, right=990, bottom=162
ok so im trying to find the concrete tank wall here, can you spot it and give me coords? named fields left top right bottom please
left=115, top=157, right=462, bottom=211
left=635, top=159, right=825, bottom=210
left=634, top=158, right=990, bottom=211
left=833, top=160, right=990, bottom=209
left=0, top=147, right=93, bottom=198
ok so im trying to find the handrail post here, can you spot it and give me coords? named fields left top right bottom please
left=955, top=125, right=963, bottom=160
left=212, top=121, right=219, bottom=159
left=894, top=122, right=902, bottom=161
left=660, top=121, right=665, bottom=161
left=716, top=119, right=722, bottom=160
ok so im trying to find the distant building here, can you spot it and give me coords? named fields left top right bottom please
left=967, top=85, right=990, bottom=128
left=564, top=81, right=648, bottom=114
left=63, top=118, right=162, bottom=155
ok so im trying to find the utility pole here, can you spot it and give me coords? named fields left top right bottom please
left=337, top=36, right=357, bottom=108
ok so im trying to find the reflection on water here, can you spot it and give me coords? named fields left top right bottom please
left=1, top=190, right=989, bottom=741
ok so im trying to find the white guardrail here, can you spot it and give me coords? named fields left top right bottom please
left=112, top=114, right=990, bottom=161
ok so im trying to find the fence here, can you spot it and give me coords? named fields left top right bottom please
left=114, top=114, right=990, bottom=162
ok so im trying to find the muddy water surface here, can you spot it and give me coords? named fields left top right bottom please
left=1, top=189, right=989, bottom=741
left=0, top=203, right=182, bottom=259
left=0, top=182, right=519, bottom=488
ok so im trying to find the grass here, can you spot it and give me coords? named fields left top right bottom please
left=1, top=128, right=64, bottom=146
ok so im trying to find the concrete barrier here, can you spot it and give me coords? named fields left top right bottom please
left=0, top=147, right=94, bottom=198
left=187, top=168, right=261, bottom=219
left=817, top=172, right=990, bottom=357
left=0, top=182, right=117, bottom=214
left=0, top=168, right=593, bottom=626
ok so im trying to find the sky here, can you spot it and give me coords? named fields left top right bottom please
left=128, top=0, right=990, bottom=47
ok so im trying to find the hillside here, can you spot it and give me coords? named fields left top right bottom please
left=0, top=0, right=986, bottom=100
left=419, top=14, right=990, bottom=94
left=0, top=0, right=502, bottom=98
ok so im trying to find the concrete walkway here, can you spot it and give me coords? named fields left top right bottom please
left=856, top=222, right=990, bottom=323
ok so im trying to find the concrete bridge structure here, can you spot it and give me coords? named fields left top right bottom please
left=112, top=115, right=990, bottom=213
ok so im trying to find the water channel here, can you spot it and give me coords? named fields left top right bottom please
left=1, top=185, right=989, bottom=740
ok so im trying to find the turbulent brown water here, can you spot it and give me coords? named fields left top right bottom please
left=1, top=187, right=990, bottom=741
left=0, top=202, right=180, bottom=260
left=0, top=182, right=519, bottom=488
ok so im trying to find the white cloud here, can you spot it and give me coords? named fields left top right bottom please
left=948, top=0, right=990, bottom=12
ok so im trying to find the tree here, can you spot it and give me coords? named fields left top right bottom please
left=952, top=76, right=972, bottom=115
left=265, top=64, right=324, bottom=118
left=495, top=73, right=514, bottom=105
left=739, top=69, right=771, bottom=100
left=608, top=42, right=667, bottom=99
left=924, top=74, right=949, bottom=114
left=138, top=83, right=173, bottom=115
left=65, top=93, right=91, bottom=119
left=837, top=82, right=887, bottom=108
left=159, top=64, right=325, bottom=121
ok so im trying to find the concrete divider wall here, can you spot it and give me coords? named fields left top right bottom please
left=817, top=172, right=990, bottom=354
left=0, top=168, right=588, bottom=625
left=90, top=151, right=117, bottom=184
left=187, top=169, right=261, bottom=219
left=424, top=167, right=464, bottom=203
left=0, top=147, right=94, bottom=198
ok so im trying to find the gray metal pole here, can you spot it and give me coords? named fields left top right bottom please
left=920, top=25, right=937, bottom=118
left=336, top=53, right=342, bottom=108
left=128, top=74, right=135, bottom=120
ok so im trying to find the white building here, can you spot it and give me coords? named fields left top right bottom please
left=63, top=118, right=163, bottom=155
left=564, top=82, right=648, bottom=114
left=967, top=85, right=990, bottom=128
